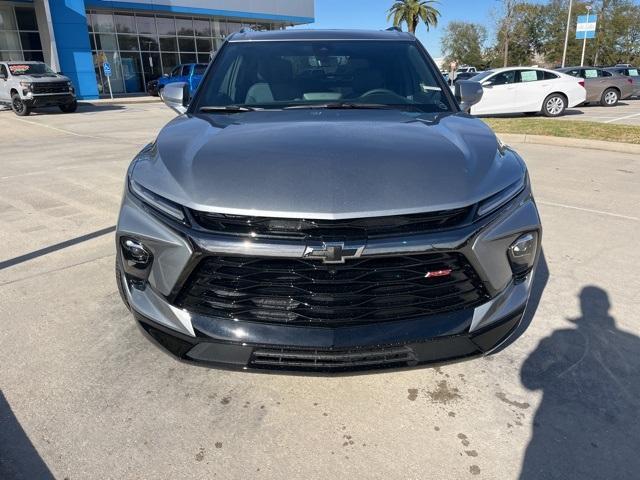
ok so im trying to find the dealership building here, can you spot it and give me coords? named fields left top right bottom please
left=0, top=0, right=314, bottom=99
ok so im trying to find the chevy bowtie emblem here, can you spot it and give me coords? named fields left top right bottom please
left=303, top=241, right=365, bottom=264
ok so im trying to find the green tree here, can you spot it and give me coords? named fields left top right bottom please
left=441, top=22, right=487, bottom=67
left=495, top=2, right=545, bottom=66
left=387, top=0, right=441, bottom=34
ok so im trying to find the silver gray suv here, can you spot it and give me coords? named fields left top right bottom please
left=0, top=61, right=77, bottom=116
left=116, top=29, right=542, bottom=373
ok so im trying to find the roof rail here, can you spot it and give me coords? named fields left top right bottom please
left=239, top=27, right=253, bottom=34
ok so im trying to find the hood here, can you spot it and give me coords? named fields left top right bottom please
left=132, top=110, right=525, bottom=219
left=18, top=73, right=68, bottom=82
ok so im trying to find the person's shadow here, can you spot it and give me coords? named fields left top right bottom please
left=519, top=286, right=640, bottom=479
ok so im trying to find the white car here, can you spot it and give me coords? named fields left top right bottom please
left=469, top=67, right=586, bottom=117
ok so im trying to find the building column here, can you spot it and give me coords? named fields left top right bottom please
left=45, top=0, right=98, bottom=99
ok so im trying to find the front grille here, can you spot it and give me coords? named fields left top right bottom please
left=250, top=345, right=417, bottom=371
left=177, top=252, right=489, bottom=326
left=190, top=207, right=472, bottom=240
left=32, top=82, right=69, bottom=94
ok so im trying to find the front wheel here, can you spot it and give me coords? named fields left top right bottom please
left=600, top=88, right=619, bottom=107
left=59, top=100, right=78, bottom=113
left=11, top=93, right=30, bottom=116
left=542, top=94, right=566, bottom=117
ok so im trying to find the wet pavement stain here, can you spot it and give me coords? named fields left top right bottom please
left=195, top=447, right=205, bottom=462
left=496, top=392, right=530, bottom=409
left=220, top=396, right=231, bottom=405
left=470, top=465, right=481, bottom=475
left=457, top=433, right=470, bottom=447
left=427, top=380, right=461, bottom=404
left=465, top=450, right=478, bottom=457
left=407, top=388, right=419, bottom=401
left=215, top=442, right=223, bottom=449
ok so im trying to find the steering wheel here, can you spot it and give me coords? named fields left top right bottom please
left=360, top=88, right=408, bottom=102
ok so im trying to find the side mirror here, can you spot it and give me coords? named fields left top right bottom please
left=162, top=82, right=189, bottom=114
left=455, top=80, right=483, bottom=113
left=0, top=73, right=6, bottom=80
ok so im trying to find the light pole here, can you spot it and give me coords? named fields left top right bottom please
left=561, top=0, right=573, bottom=67
left=580, top=5, right=592, bottom=66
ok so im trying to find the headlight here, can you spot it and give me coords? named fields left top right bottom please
left=20, top=81, right=32, bottom=91
left=477, top=174, right=527, bottom=217
left=129, top=178, right=186, bottom=223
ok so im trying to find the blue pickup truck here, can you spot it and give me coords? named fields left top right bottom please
left=147, top=63, right=207, bottom=97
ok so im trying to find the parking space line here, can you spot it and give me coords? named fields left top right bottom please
left=604, top=112, right=640, bottom=124
left=11, top=117, right=105, bottom=139
left=538, top=201, right=639, bottom=221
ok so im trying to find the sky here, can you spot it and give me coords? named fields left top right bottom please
left=294, top=0, right=535, bottom=58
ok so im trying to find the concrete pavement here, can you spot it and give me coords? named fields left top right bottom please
left=1, top=104, right=639, bottom=480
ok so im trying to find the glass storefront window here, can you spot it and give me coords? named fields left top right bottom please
left=136, top=15, right=156, bottom=35
left=115, top=14, right=136, bottom=34
left=93, top=13, right=115, bottom=33
left=24, top=51, right=44, bottom=61
left=196, top=38, right=212, bottom=53
left=0, top=51, right=22, bottom=61
left=178, top=37, right=195, bottom=52
left=0, top=5, right=17, bottom=30
left=120, top=51, right=144, bottom=92
left=118, top=34, right=140, bottom=51
left=0, top=31, right=20, bottom=51
left=14, top=7, right=38, bottom=31
left=156, top=16, right=175, bottom=35
left=179, top=52, right=197, bottom=64
left=161, top=52, right=179, bottom=75
left=20, top=32, right=42, bottom=51
left=86, top=10, right=275, bottom=95
left=94, top=33, right=118, bottom=51
left=175, top=17, right=193, bottom=36
left=194, top=19, right=210, bottom=37
left=159, top=36, right=177, bottom=51
left=138, top=35, right=159, bottom=51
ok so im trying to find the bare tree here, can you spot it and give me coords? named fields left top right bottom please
left=496, top=0, right=521, bottom=67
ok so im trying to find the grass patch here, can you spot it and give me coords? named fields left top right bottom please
left=482, top=118, right=640, bottom=145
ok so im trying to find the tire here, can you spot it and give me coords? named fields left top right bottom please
left=115, top=257, right=131, bottom=311
left=542, top=93, right=566, bottom=117
left=11, top=93, right=30, bottom=116
left=600, top=88, right=619, bottom=107
left=59, top=100, right=78, bottom=113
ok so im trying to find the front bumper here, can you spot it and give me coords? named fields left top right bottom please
left=116, top=180, right=541, bottom=373
left=25, top=93, right=75, bottom=107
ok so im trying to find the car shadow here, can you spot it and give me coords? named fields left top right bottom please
left=25, top=104, right=128, bottom=115
left=579, top=101, right=630, bottom=108
left=519, top=286, right=640, bottom=479
left=0, top=391, right=54, bottom=479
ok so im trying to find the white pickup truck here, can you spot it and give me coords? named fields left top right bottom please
left=0, top=61, right=77, bottom=116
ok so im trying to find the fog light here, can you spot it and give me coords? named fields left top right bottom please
left=121, top=238, right=151, bottom=269
left=508, top=232, right=538, bottom=279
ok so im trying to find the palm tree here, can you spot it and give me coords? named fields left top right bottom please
left=387, top=0, right=441, bottom=34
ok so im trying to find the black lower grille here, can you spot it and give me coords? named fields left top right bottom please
left=250, top=345, right=417, bottom=371
left=32, top=82, right=70, bottom=94
left=177, top=252, right=489, bottom=326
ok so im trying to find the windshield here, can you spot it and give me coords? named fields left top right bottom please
left=8, top=63, right=56, bottom=76
left=193, top=40, right=453, bottom=113
left=470, top=70, right=494, bottom=82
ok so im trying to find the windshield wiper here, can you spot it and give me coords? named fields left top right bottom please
left=283, top=102, right=417, bottom=111
left=199, top=105, right=261, bottom=113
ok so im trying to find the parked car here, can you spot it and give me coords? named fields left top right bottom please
left=150, top=63, right=207, bottom=97
left=0, top=61, right=77, bottom=116
left=454, top=70, right=483, bottom=84
left=116, top=29, right=541, bottom=373
left=557, top=67, right=634, bottom=106
left=469, top=67, right=586, bottom=117
left=604, top=66, right=640, bottom=97
left=457, top=65, right=477, bottom=74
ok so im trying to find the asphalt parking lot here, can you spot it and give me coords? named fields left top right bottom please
left=560, top=97, right=640, bottom=125
left=1, top=103, right=639, bottom=480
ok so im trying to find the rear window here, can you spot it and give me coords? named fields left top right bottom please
left=628, top=69, right=638, bottom=76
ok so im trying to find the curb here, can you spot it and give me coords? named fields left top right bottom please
left=79, top=97, right=161, bottom=106
left=496, top=133, right=640, bottom=155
